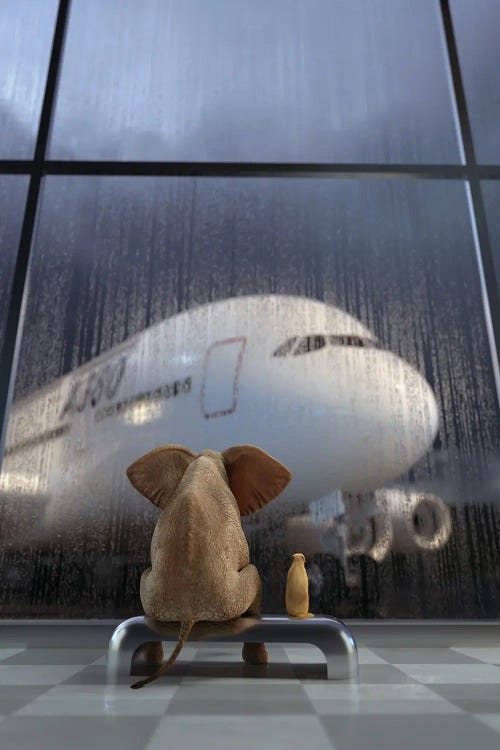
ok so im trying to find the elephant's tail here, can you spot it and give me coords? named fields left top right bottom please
left=130, top=619, right=196, bottom=689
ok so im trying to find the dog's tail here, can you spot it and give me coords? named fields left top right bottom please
left=130, top=619, right=196, bottom=689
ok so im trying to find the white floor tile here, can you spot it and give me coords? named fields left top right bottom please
left=356, top=648, right=388, bottom=665
left=473, top=714, right=500, bottom=733
left=450, top=647, right=500, bottom=665
left=305, top=682, right=463, bottom=715
left=10, top=678, right=179, bottom=716
left=13, top=682, right=178, bottom=716
left=395, top=663, right=500, bottom=684
left=146, top=714, right=333, bottom=750
left=311, top=698, right=463, bottom=715
left=90, top=655, right=107, bottom=666
left=0, top=650, right=25, bottom=662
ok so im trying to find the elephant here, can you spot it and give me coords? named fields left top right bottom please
left=126, top=443, right=292, bottom=688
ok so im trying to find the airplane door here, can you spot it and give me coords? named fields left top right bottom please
left=201, top=337, right=246, bottom=419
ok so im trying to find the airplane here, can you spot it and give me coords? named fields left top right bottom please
left=0, top=294, right=451, bottom=586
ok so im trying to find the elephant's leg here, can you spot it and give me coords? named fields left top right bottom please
left=130, top=641, right=164, bottom=675
left=236, top=566, right=268, bottom=666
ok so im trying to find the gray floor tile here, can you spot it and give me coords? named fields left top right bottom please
left=146, top=714, right=333, bottom=750
left=320, top=714, right=500, bottom=750
left=166, top=681, right=313, bottom=715
left=61, top=664, right=187, bottom=685
left=304, top=683, right=463, bottom=715
left=315, top=698, right=462, bottom=715
left=0, top=649, right=105, bottom=665
left=2, top=621, right=500, bottom=749
left=180, top=675, right=301, bottom=686
left=0, top=650, right=25, bottom=662
left=357, top=664, right=418, bottom=684
left=291, top=663, right=328, bottom=680
left=179, top=660, right=296, bottom=680
left=474, top=714, right=500, bottom=733
left=451, top=647, right=500, bottom=664
left=14, top=683, right=179, bottom=716
left=306, top=682, right=443, bottom=701
left=368, top=647, right=484, bottom=664
left=356, top=648, right=388, bottom=665
left=166, top=697, right=314, bottom=715
left=190, top=648, right=244, bottom=662
left=0, top=716, right=160, bottom=750
left=395, top=663, right=500, bottom=684
left=427, top=683, right=500, bottom=713
left=0, top=685, right=55, bottom=716
left=90, top=655, right=107, bottom=666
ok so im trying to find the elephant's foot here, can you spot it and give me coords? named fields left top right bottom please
left=130, top=641, right=164, bottom=675
left=242, top=642, right=268, bottom=665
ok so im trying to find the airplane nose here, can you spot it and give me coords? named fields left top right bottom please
left=377, top=358, right=439, bottom=480
left=335, top=351, right=440, bottom=492
left=399, top=362, right=439, bottom=457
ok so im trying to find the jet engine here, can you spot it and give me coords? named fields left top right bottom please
left=374, top=488, right=452, bottom=554
left=285, top=487, right=452, bottom=586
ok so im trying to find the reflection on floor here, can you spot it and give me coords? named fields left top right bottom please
left=0, top=621, right=500, bottom=750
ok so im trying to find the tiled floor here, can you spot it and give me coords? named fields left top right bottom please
left=1, top=622, right=500, bottom=749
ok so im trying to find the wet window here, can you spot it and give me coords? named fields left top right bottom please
left=0, top=176, right=29, bottom=355
left=49, top=0, right=460, bottom=163
left=0, top=0, right=59, bottom=158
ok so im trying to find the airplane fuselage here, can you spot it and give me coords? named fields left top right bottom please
left=1, top=295, right=439, bottom=536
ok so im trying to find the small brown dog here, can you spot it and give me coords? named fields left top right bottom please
left=126, top=443, right=291, bottom=688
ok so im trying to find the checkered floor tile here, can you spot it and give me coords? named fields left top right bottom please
left=1, top=624, right=499, bottom=749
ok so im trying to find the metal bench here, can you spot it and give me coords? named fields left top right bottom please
left=107, top=614, right=358, bottom=682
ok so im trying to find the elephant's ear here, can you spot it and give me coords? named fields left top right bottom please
left=221, top=445, right=292, bottom=516
left=126, top=445, right=197, bottom=510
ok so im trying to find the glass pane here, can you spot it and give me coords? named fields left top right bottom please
left=481, top=182, right=500, bottom=299
left=450, top=0, right=500, bottom=164
left=1, top=176, right=498, bottom=618
left=50, top=0, right=460, bottom=163
left=0, top=0, right=59, bottom=158
left=0, top=175, right=29, bottom=355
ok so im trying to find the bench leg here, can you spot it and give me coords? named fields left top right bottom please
left=318, top=632, right=358, bottom=680
left=130, top=641, right=164, bottom=675
left=107, top=639, right=138, bottom=681
left=107, top=620, right=153, bottom=682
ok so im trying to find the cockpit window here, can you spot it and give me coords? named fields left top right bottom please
left=272, top=337, right=298, bottom=357
left=293, top=335, right=327, bottom=355
left=272, top=334, right=378, bottom=356
left=329, top=335, right=375, bottom=348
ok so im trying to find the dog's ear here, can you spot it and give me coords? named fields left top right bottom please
left=126, top=445, right=197, bottom=509
left=221, top=445, right=291, bottom=516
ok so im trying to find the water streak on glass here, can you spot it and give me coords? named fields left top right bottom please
left=0, top=0, right=59, bottom=158
left=49, top=0, right=460, bottom=163
left=450, top=0, right=500, bottom=164
left=0, top=176, right=498, bottom=619
left=0, top=175, right=29, bottom=354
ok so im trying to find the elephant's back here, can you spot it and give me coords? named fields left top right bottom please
left=141, top=488, right=246, bottom=621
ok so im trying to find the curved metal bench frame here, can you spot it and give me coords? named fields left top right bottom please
left=107, top=614, right=358, bottom=682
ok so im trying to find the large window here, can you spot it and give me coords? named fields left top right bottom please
left=0, top=0, right=498, bottom=618
left=0, top=0, right=59, bottom=158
